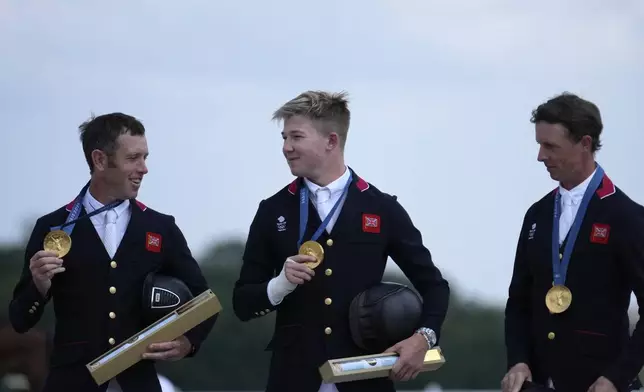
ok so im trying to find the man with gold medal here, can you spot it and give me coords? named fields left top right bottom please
left=232, top=90, right=450, bottom=392
left=503, top=93, right=644, bottom=392
left=7, top=113, right=216, bottom=392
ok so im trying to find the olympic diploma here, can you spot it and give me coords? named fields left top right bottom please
left=319, top=347, right=446, bottom=383
left=86, top=289, right=221, bottom=386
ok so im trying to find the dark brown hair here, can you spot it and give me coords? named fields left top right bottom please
left=531, top=92, right=603, bottom=152
left=78, top=112, right=146, bottom=173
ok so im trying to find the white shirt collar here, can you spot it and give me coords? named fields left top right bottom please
left=559, top=168, right=597, bottom=205
left=84, top=190, right=131, bottom=217
left=304, top=166, right=351, bottom=198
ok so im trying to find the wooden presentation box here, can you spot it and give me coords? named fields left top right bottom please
left=319, top=347, right=445, bottom=383
left=86, top=289, right=222, bottom=386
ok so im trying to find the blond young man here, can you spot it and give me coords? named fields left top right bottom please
left=233, top=91, right=450, bottom=392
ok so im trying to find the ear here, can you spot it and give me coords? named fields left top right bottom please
left=580, top=135, right=593, bottom=152
left=91, top=149, right=108, bottom=172
left=327, top=132, right=339, bottom=151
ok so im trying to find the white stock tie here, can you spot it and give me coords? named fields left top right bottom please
left=559, top=193, right=575, bottom=245
left=104, top=209, right=118, bottom=258
left=316, top=188, right=331, bottom=204
left=315, top=188, right=332, bottom=231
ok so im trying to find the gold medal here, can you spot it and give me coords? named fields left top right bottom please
left=298, top=240, right=324, bottom=269
left=43, top=230, right=72, bottom=258
left=545, top=285, right=572, bottom=313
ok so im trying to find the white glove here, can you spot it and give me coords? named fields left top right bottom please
left=267, top=259, right=298, bottom=305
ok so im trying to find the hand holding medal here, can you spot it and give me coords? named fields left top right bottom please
left=30, top=181, right=125, bottom=297
left=279, top=240, right=325, bottom=285
left=281, top=240, right=325, bottom=285
left=283, top=253, right=317, bottom=285
left=29, top=250, right=65, bottom=296
left=299, top=240, right=324, bottom=269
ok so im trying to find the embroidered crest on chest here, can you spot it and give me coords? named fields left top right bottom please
left=276, top=216, right=287, bottom=232
left=528, top=223, right=536, bottom=240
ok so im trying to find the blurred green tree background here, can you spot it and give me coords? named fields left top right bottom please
left=0, top=225, right=515, bottom=391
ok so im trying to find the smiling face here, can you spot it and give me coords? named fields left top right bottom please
left=272, top=90, right=351, bottom=185
left=281, top=115, right=335, bottom=180
left=93, top=132, right=149, bottom=200
left=535, top=121, right=593, bottom=186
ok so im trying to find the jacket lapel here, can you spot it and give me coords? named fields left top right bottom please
left=553, top=172, right=616, bottom=256
left=328, top=172, right=362, bottom=238
left=113, top=199, right=145, bottom=260
left=289, top=167, right=369, bottom=242
left=74, top=205, right=112, bottom=262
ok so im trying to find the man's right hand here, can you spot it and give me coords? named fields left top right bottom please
left=29, top=250, right=65, bottom=296
left=266, top=254, right=318, bottom=306
left=284, top=254, right=316, bottom=284
left=502, top=363, right=532, bottom=392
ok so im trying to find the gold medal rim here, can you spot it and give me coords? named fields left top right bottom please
left=43, top=230, right=72, bottom=258
left=299, top=240, right=324, bottom=269
left=545, top=285, right=572, bottom=313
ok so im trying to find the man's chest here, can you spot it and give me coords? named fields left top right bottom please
left=58, top=218, right=167, bottom=275
left=523, top=205, right=619, bottom=282
left=268, top=198, right=389, bottom=265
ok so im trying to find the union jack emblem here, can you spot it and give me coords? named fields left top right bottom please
left=362, top=214, right=380, bottom=233
left=146, top=232, right=162, bottom=252
left=590, top=223, right=610, bottom=244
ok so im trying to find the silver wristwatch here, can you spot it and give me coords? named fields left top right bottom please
left=415, top=327, right=437, bottom=348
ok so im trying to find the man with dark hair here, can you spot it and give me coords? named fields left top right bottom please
left=502, top=93, right=644, bottom=392
left=232, top=91, right=450, bottom=392
left=8, top=113, right=216, bottom=392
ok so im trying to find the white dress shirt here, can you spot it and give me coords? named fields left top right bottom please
left=558, top=168, right=596, bottom=245
left=82, top=190, right=131, bottom=258
left=303, top=166, right=351, bottom=234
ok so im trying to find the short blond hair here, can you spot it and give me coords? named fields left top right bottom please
left=272, top=90, right=351, bottom=148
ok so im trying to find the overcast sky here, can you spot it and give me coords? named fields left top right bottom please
left=1, top=0, right=643, bottom=306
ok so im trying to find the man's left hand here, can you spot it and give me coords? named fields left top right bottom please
left=587, top=376, right=617, bottom=392
left=142, top=335, right=192, bottom=361
left=383, top=333, right=429, bottom=382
